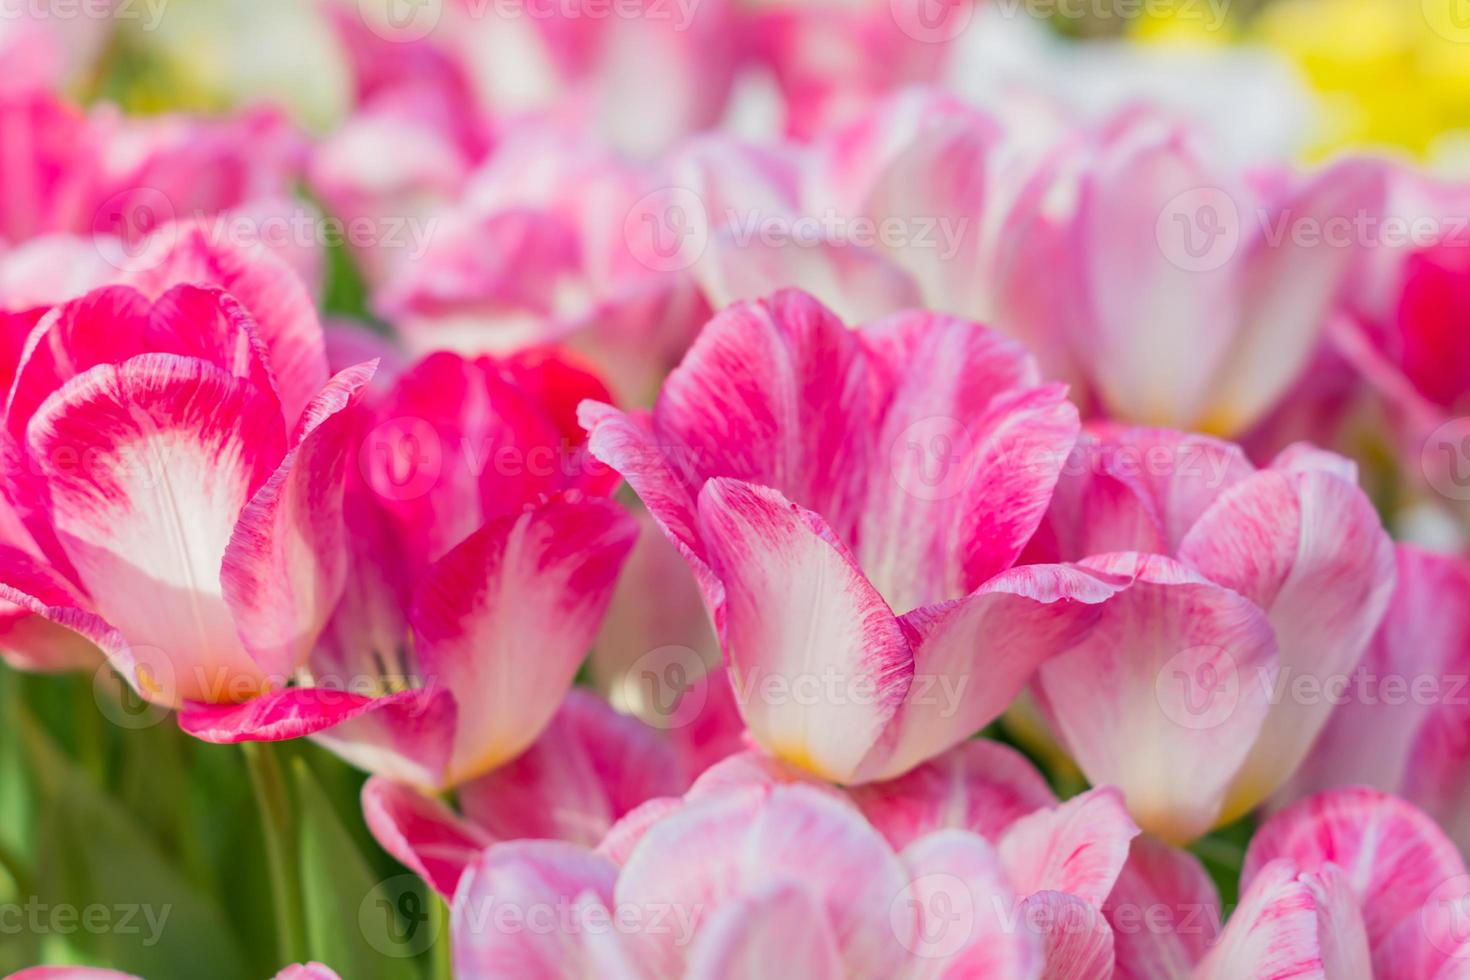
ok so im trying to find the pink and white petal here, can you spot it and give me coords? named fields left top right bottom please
left=617, top=785, right=913, bottom=980
left=896, top=830, right=1042, bottom=980
left=1202, top=161, right=1385, bottom=435
left=143, top=284, right=279, bottom=401
left=685, top=749, right=831, bottom=801
left=1267, top=442, right=1359, bottom=482
left=1022, top=891, right=1115, bottom=980
left=1073, top=120, right=1244, bottom=429
left=411, top=493, right=638, bottom=786
left=273, top=964, right=342, bottom=980
left=27, top=354, right=286, bottom=705
left=361, top=776, right=491, bottom=899
left=127, top=223, right=329, bottom=429
left=998, top=787, right=1139, bottom=908
left=180, top=685, right=456, bottom=788
left=0, top=544, right=98, bottom=672
left=220, top=362, right=374, bottom=680
left=1035, top=554, right=1279, bottom=844
left=1303, top=865, right=1373, bottom=980
left=455, top=689, right=687, bottom=847
left=0, top=234, right=115, bottom=310
left=1180, top=468, right=1396, bottom=822
left=685, top=881, right=845, bottom=980
left=1026, top=436, right=1166, bottom=565
left=856, top=309, right=1075, bottom=609
left=5, top=285, right=152, bottom=441
left=1105, top=837, right=1221, bottom=980
left=653, top=290, right=874, bottom=542
left=696, top=479, right=911, bottom=783
left=1243, top=787, right=1469, bottom=960
left=1192, top=859, right=1326, bottom=980
left=7, top=970, right=143, bottom=979
left=849, top=738, right=1057, bottom=852
left=452, top=841, right=622, bottom=980
left=856, top=564, right=1123, bottom=782
left=596, top=796, right=686, bottom=866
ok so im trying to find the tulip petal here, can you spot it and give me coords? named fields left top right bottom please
left=128, top=224, right=330, bottom=429
left=1036, top=553, right=1279, bottom=843
left=361, top=776, right=490, bottom=898
left=654, top=290, right=873, bottom=542
left=1023, top=891, right=1115, bottom=980
left=1180, top=466, right=1395, bottom=822
left=997, top=787, right=1139, bottom=908
left=0, top=543, right=97, bottom=671
left=696, top=478, right=911, bottom=782
left=856, top=563, right=1122, bottom=781
left=27, top=354, right=286, bottom=704
left=220, top=362, right=373, bottom=680
left=455, top=689, right=687, bottom=847
left=685, top=881, right=845, bottom=980
left=1105, top=836, right=1220, bottom=980
left=849, top=738, right=1057, bottom=852
left=412, top=492, right=638, bottom=785
left=1192, top=859, right=1327, bottom=980
left=1243, top=787, right=1469, bottom=962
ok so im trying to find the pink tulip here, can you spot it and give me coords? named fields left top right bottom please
left=178, top=348, right=637, bottom=790
left=1027, top=427, right=1396, bottom=842
left=581, top=288, right=1120, bottom=784
left=0, top=222, right=369, bottom=705
left=1280, top=545, right=1470, bottom=852
left=452, top=782, right=1049, bottom=978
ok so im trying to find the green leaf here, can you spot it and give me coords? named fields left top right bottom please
left=17, top=706, right=249, bottom=979
left=294, top=757, right=427, bottom=980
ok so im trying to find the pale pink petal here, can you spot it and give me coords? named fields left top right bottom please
left=616, top=785, right=911, bottom=980
left=411, top=492, right=638, bottom=786
left=1204, top=161, right=1386, bottom=434
left=695, top=478, right=911, bottom=783
left=1105, top=836, right=1221, bottom=980
left=0, top=543, right=98, bottom=672
left=1304, top=865, right=1373, bottom=980
left=850, top=738, right=1055, bottom=852
left=855, top=564, right=1123, bottom=782
left=455, top=689, right=687, bottom=847
left=361, top=776, right=491, bottom=898
left=1192, top=859, right=1327, bottom=980
left=685, top=881, right=845, bottom=980
left=596, top=796, right=685, bottom=866
left=220, top=362, right=373, bottom=680
left=273, top=964, right=342, bottom=980
left=27, top=354, right=286, bottom=705
left=1073, top=118, right=1244, bottom=428
left=1179, top=466, right=1396, bottom=823
left=1243, top=787, right=1469, bottom=963
left=998, top=787, right=1139, bottom=908
left=896, top=830, right=1042, bottom=980
left=452, top=841, right=624, bottom=980
left=127, top=222, right=329, bottom=429
left=1035, top=553, right=1279, bottom=843
left=653, top=290, right=873, bottom=542
left=1024, top=891, right=1116, bottom=980
left=856, top=310, right=1076, bottom=610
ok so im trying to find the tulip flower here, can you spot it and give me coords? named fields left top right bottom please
left=452, top=781, right=1112, bottom=978
left=582, top=289, right=1122, bottom=785
left=8, top=966, right=340, bottom=979
left=1281, top=545, right=1470, bottom=852
left=1026, top=427, right=1396, bottom=842
left=179, top=348, right=638, bottom=791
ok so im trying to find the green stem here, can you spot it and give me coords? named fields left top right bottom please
left=430, top=890, right=452, bottom=980
left=243, top=742, right=306, bottom=967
